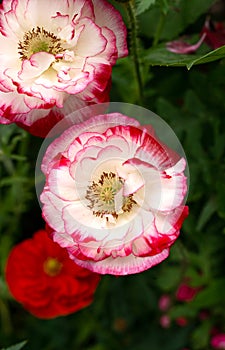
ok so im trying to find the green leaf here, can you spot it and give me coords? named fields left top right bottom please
left=180, top=0, right=214, bottom=28
left=145, top=44, right=225, bottom=69
left=1, top=341, right=27, bottom=350
left=191, top=279, right=225, bottom=309
left=216, top=182, right=225, bottom=220
left=158, top=0, right=169, bottom=15
left=139, top=0, right=214, bottom=41
left=196, top=198, right=217, bottom=231
left=191, top=321, right=211, bottom=350
left=169, top=305, right=196, bottom=319
left=136, top=0, right=156, bottom=15
left=156, top=266, right=182, bottom=291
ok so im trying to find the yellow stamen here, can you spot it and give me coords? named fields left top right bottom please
left=43, top=257, right=62, bottom=277
left=86, top=172, right=136, bottom=220
left=18, top=26, right=64, bottom=60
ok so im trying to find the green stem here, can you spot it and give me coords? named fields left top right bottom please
left=125, top=0, right=144, bottom=103
left=0, top=298, right=12, bottom=335
left=1, top=154, right=15, bottom=175
left=153, top=12, right=166, bottom=47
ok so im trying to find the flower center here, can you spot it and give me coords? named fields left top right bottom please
left=43, top=257, right=62, bottom=277
left=18, top=26, right=64, bottom=60
left=86, top=172, right=136, bottom=220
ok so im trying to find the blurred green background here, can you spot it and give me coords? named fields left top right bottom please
left=1, top=0, right=225, bottom=349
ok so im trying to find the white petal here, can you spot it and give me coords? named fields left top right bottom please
left=70, top=249, right=169, bottom=275
left=48, top=164, right=79, bottom=201
left=75, top=18, right=107, bottom=57
left=40, top=191, right=65, bottom=232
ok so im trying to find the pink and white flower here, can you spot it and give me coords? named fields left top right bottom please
left=40, top=113, right=188, bottom=275
left=0, top=0, right=128, bottom=137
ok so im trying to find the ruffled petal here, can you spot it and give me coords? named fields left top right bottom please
left=69, top=248, right=169, bottom=275
left=92, top=0, right=128, bottom=59
left=75, top=18, right=107, bottom=57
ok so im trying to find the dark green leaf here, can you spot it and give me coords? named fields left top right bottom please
left=139, top=0, right=214, bottom=41
left=145, top=44, right=225, bottom=69
left=191, top=279, right=225, bottom=309
left=196, top=198, right=217, bottom=231
left=156, top=266, right=182, bottom=291
left=170, top=305, right=196, bottom=319
left=191, top=321, right=211, bottom=350
left=1, top=341, right=27, bottom=350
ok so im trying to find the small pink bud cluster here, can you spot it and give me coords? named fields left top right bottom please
left=158, top=279, right=202, bottom=329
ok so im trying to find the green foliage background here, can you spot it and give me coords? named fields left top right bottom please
left=1, top=0, right=225, bottom=349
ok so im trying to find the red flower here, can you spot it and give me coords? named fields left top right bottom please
left=175, top=316, right=188, bottom=327
left=176, top=282, right=200, bottom=302
left=201, top=20, right=225, bottom=50
left=5, top=230, right=101, bottom=319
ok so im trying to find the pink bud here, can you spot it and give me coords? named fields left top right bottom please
left=158, top=294, right=171, bottom=311
left=176, top=283, right=200, bottom=302
left=159, top=314, right=171, bottom=328
left=198, top=310, right=210, bottom=320
left=175, top=317, right=188, bottom=327
left=166, top=34, right=206, bottom=54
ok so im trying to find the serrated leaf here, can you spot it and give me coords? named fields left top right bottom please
left=145, top=44, right=225, bottom=69
left=136, top=0, right=156, bottom=15
left=1, top=341, right=27, bottom=350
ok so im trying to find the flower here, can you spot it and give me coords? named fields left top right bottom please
left=175, top=316, right=188, bottom=327
left=201, top=19, right=225, bottom=50
left=167, top=18, right=225, bottom=56
left=5, top=229, right=100, bottom=318
left=166, top=34, right=206, bottom=54
left=0, top=0, right=128, bottom=137
left=159, top=314, right=171, bottom=328
left=40, top=112, right=188, bottom=275
left=158, top=294, right=171, bottom=312
left=176, top=282, right=200, bottom=302
left=211, top=333, right=225, bottom=349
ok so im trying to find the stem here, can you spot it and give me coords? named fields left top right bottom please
left=153, top=12, right=166, bottom=47
left=125, top=0, right=144, bottom=103
left=0, top=298, right=12, bottom=335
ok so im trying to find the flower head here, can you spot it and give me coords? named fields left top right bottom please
left=176, top=281, right=200, bottom=302
left=211, top=333, right=225, bottom=349
left=158, top=294, right=171, bottom=311
left=5, top=229, right=100, bottom=318
left=159, top=314, right=171, bottom=328
left=0, top=0, right=128, bottom=137
left=40, top=113, right=188, bottom=275
left=201, top=19, right=225, bottom=50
